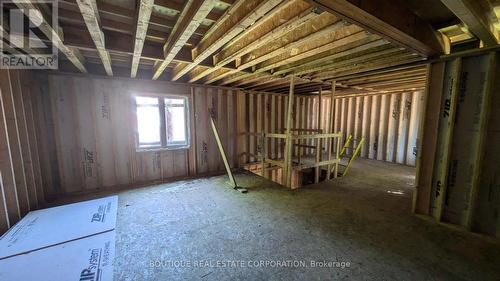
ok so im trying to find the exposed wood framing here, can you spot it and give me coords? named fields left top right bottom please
left=283, top=76, right=295, bottom=187
left=171, top=0, right=284, bottom=81
left=440, top=0, right=498, bottom=46
left=152, top=0, right=217, bottom=80
left=76, top=0, right=113, bottom=75
left=189, top=1, right=318, bottom=82
left=431, top=59, right=461, bottom=221
left=131, top=0, right=154, bottom=78
left=11, top=0, right=87, bottom=73
left=308, top=0, right=444, bottom=57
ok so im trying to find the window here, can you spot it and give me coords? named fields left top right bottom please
left=135, top=95, right=189, bottom=150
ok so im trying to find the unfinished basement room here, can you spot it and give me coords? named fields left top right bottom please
left=1, top=0, right=500, bottom=280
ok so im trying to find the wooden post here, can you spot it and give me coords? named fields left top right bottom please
left=334, top=133, right=340, bottom=178
left=260, top=131, right=267, bottom=179
left=283, top=76, right=295, bottom=188
left=431, top=58, right=461, bottom=221
left=315, top=87, right=322, bottom=183
left=210, top=116, right=243, bottom=192
left=327, top=81, right=336, bottom=180
left=413, top=63, right=445, bottom=214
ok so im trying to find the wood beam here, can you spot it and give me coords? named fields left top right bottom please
left=131, top=0, right=154, bottom=78
left=152, top=0, right=217, bottom=80
left=440, top=0, right=498, bottom=46
left=308, top=0, right=444, bottom=57
left=171, top=0, right=284, bottom=81
left=11, top=1, right=87, bottom=73
left=76, top=0, right=113, bottom=75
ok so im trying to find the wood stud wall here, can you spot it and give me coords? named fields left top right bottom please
left=0, top=69, right=45, bottom=233
left=31, top=73, right=242, bottom=201
left=415, top=51, right=500, bottom=238
left=238, top=91, right=423, bottom=172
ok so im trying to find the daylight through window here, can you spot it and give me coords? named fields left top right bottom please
left=135, top=95, right=189, bottom=150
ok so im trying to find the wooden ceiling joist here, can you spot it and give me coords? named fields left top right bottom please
left=440, top=0, right=498, bottom=46
left=217, top=19, right=347, bottom=86
left=308, top=0, right=444, bottom=57
left=188, top=0, right=317, bottom=83
left=274, top=39, right=391, bottom=77
left=171, top=0, right=285, bottom=81
left=298, top=47, right=406, bottom=78
left=11, top=0, right=87, bottom=73
left=131, top=0, right=154, bottom=78
left=318, top=55, right=426, bottom=81
left=152, top=0, right=217, bottom=80
left=204, top=29, right=370, bottom=85
left=154, top=0, right=222, bottom=23
left=62, top=26, right=245, bottom=76
left=76, top=0, right=113, bottom=75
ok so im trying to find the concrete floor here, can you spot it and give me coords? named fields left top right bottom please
left=112, top=159, right=500, bottom=281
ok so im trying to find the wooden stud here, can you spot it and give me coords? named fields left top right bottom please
left=0, top=70, right=29, bottom=216
left=283, top=76, right=295, bottom=188
left=315, top=87, right=323, bottom=183
left=210, top=117, right=239, bottom=189
left=431, top=58, right=461, bottom=221
left=327, top=81, right=336, bottom=179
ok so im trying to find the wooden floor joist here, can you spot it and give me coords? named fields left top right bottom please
left=11, top=1, right=87, bottom=73
left=131, top=0, right=154, bottom=78
left=171, top=0, right=284, bottom=81
left=189, top=1, right=317, bottom=83
left=152, top=0, right=217, bottom=80
left=76, top=0, right=113, bottom=75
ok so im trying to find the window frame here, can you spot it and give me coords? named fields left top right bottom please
left=134, top=93, right=190, bottom=152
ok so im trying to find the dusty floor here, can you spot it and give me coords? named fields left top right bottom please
left=111, top=159, right=500, bottom=281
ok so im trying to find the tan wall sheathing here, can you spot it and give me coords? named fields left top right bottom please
left=34, top=74, right=242, bottom=200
